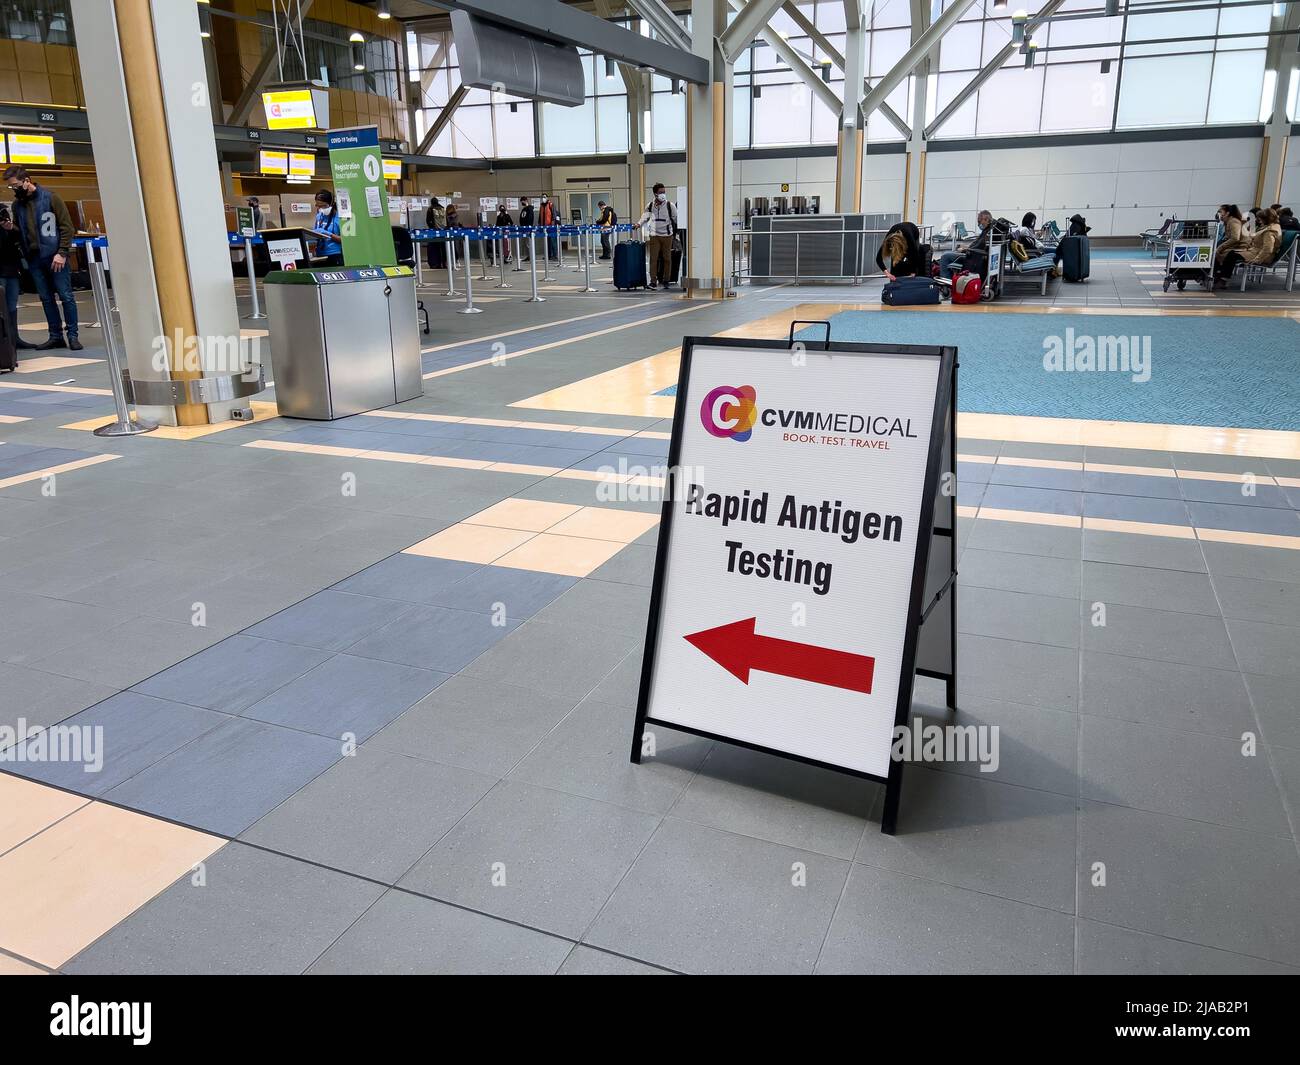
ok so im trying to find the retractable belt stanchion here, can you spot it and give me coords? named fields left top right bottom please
left=414, top=240, right=424, bottom=287
left=88, top=258, right=156, bottom=437
left=81, top=239, right=102, bottom=329
left=496, top=229, right=511, bottom=289
left=459, top=232, right=482, bottom=314
left=242, top=236, right=267, bottom=321
left=580, top=225, right=598, bottom=293
left=477, top=229, right=492, bottom=281
left=512, top=234, right=524, bottom=272
left=542, top=227, right=556, bottom=282
left=445, top=235, right=458, bottom=296
left=526, top=229, right=546, bottom=303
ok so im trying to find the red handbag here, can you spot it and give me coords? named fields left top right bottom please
left=951, top=271, right=982, bottom=304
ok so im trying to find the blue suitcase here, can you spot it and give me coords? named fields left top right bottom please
left=614, top=240, right=647, bottom=290
left=881, top=276, right=941, bottom=305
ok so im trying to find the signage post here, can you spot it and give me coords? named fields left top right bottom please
left=326, top=126, right=397, bottom=267
left=630, top=327, right=957, bottom=835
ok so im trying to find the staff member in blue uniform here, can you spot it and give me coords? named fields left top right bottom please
left=309, top=189, right=343, bottom=266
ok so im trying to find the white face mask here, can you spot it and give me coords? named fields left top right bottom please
left=541, top=197, right=548, bottom=203
left=656, top=193, right=667, bottom=203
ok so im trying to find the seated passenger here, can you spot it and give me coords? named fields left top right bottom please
left=1214, top=204, right=1247, bottom=267
left=1279, top=206, right=1300, bottom=233
left=875, top=221, right=925, bottom=279
left=939, top=210, right=992, bottom=279
left=1010, top=212, right=1042, bottom=253
left=1215, top=207, right=1282, bottom=285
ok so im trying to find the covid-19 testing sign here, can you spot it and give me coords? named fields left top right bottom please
left=631, top=335, right=956, bottom=833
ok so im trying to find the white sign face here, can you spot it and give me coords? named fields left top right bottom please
left=643, top=343, right=941, bottom=778
left=336, top=188, right=353, bottom=219
left=266, top=238, right=302, bottom=264
left=289, top=202, right=312, bottom=215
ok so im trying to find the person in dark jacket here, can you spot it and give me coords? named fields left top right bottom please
left=425, top=198, right=446, bottom=270
left=494, top=204, right=514, bottom=263
left=596, top=200, right=617, bottom=259
left=1279, top=207, right=1300, bottom=233
left=0, top=204, right=35, bottom=354
left=1067, top=213, right=1090, bottom=236
left=938, top=210, right=992, bottom=279
left=518, top=196, right=534, bottom=260
left=5, top=165, right=79, bottom=350
left=875, top=221, right=924, bottom=278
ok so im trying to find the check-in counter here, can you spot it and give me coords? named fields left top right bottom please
left=264, top=266, right=423, bottom=420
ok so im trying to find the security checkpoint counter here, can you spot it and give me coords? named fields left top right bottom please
left=264, top=265, right=423, bottom=420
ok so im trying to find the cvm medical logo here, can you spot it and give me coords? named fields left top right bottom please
left=701, top=384, right=758, bottom=441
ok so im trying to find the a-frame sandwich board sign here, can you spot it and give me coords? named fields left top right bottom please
left=630, top=325, right=958, bottom=834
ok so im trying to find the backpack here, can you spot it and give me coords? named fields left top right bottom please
left=951, top=271, right=982, bottom=304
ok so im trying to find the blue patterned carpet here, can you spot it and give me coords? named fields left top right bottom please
left=760, top=311, right=1300, bottom=430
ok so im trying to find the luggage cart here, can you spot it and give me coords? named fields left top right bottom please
left=1162, top=219, right=1218, bottom=291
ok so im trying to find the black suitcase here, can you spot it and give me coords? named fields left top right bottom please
left=1058, top=235, right=1090, bottom=281
left=669, top=245, right=683, bottom=287
left=613, top=240, right=647, bottom=290
left=0, top=299, right=16, bottom=373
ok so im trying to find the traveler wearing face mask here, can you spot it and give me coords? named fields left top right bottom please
left=637, top=183, right=678, bottom=290
left=538, top=194, right=559, bottom=261
left=4, top=165, right=79, bottom=350
left=517, top=196, right=534, bottom=260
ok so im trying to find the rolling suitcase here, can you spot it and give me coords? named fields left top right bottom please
left=881, top=276, right=941, bottom=305
left=669, top=245, right=683, bottom=287
left=0, top=299, right=16, bottom=373
left=614, top=239, right=647, bottom=290
left=1058, top=235, right=1090, bottom=282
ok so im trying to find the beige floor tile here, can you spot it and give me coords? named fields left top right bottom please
left=0, top=776, right=88, bottom=856
left=493, top=533, right=626, bottom=577
left=464, top=498, right=582, bottom=532
left=0, top=803, right=223, bottom=968
left=547, top=507, right=661, bottom=543
left=403, top=523, right=535, bottom=563
left=0, top=953, right=46, bottom=974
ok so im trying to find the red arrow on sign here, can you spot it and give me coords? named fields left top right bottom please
left=684, top=618, right=875, bottom=694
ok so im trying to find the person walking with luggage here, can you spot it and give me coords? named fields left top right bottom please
left=426, top=198, right=446, bottom=270
left=538, top=195, right=559, bottom=261
left=638, top=183, right=678, bottom=290
left=5, top=166, right=80, bottom=350
left=518, top=196, right=534, bottom=260
left=596, top=200, right=617, bottom=259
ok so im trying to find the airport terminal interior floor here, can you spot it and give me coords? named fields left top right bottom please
left=2, top=252, right=1299, bottom=976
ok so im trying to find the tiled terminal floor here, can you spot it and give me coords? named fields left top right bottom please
left=1, top=257, right=1299, bottom=974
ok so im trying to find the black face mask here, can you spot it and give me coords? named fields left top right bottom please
left=11, top=186, right=31, bottom=201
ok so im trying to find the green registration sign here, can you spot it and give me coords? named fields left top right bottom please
left=326, top=125, right=396, bottom=268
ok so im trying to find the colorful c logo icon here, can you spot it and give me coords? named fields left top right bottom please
left=701, top=385, right=757, bottom=441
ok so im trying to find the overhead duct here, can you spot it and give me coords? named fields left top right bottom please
left=450, top=10, right=585, bottom=107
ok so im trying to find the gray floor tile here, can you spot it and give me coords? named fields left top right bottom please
left=246, top=590, right=415, bottom=651
left=1081, top=602, right=1236, bottom=669
left=25, top=615, right=219, bottom=691
left=1079, top=716, right=1290, bottom=835
left=964, top=518, right=1081, bottom=560
left=242, top=653, right=448, bottom=742
left=1271, top=745, right=1300, bottom=832
left=1082, top=530, right=1207, bottom=572
left=957, top=585, right=1079, bottom=648
left=367, top=673, right=578, bottom=777
left=0, top=664, right=115, bottom=734
left=307, top=889, right=570, bottom=974
left=461, top=618, right=638, bottom=699
left=424, top=564, right=576, bottom=619
left=1080, top=652, right=1253, bottom=738
left=587, top=543, right=657, bottom=588
left=910, top=692, right=1077, bottom=796
left=586, top=818, right=849, bottom=975
left=1245, top=673, right=1300, bottom=750
left=331, top=552, right=482, bottom=603
left=0, top=592, right=120, bottom=666
left=63, top=843, right=383, bottom=975
left=668, top=744, right=875, bottom=859
left=1081, top=561, right=1219, bottom=615
left=1225, top=618, right=1300, bottom=677
left=346, top=603, right=519, bottom=672
left=1202, top=541, right=1300, bottom=583
left=241, top=747, right=494, bottom=883
left=556, top=945, right=671, bottom=974
left=398, top=780, right=658, bottom=939
left=1214, top=574, right=1300, bottom=627
left=133, top=635, right=332, bottom=714
left=855, top=767, right=1076, bottom=913
left=7, top=691, right=227, bottom=797
left=958, top=634, right=1079, bottom=711
left=1076, top=800, right=1300, bottom=964
left=508, top=698, right=708, bottom=815
left=956, top=548, right=1080, bottom=599
left=531, top=578, right=652, bottom=638
left=586, top=649, right=643, bottom=708
left=106, top=717, right=341, bottom=836
left=1076, top=918, right=1300, bottom=975
left=816, top=864, right=1074, bottom=974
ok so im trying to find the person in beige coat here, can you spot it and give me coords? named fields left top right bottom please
left=1216, top=207, right=1282, bottom=285
left=1214, top=204, right=1246, bottom=268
